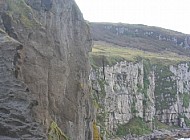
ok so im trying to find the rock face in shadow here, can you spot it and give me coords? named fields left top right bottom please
left=0, top=30, right=45, bottom=139
left=0, top=0, right=93, bottom=140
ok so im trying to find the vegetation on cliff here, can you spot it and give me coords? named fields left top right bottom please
left=116, top=117, right=151, bottom=136
left=48, top=121, right=69, bottom=140
left=90, top=23, right=190, bottom=56
left=90, top=41, right=190, bottom=68
left=93, top=122, right=102, bottom=140
left=7, top=0, right=38, bottom=28
left=90, top=23, right=190, bottom=139
left=155, top=64, right=177, bottom=110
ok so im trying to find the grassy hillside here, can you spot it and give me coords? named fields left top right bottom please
left=90, top=41, right=190, bottom=67
left=90, top=23, right=190, bottom=57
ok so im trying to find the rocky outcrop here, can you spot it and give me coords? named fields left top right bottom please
left=91, top=60, right=190, bottom=138
left=0, top=0, right=93, bottom=140
left=0, top=29, right=45, bottom=139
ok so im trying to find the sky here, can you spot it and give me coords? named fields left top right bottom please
left=75, top=0, right=190, bottom=34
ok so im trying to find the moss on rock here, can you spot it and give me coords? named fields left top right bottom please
left=7, top=0, right=38, bottom=28
left=155, top=64, right=177, bottom=110
left=183, top=92, right=190, bottom=108
left=93, top=122, right=102, bottom=140
left=116, top=117, right=151, bottom=137
left=48, top=121, right=69, bottom=140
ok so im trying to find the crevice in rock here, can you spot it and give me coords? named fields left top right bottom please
left=1, top=13, right=18, bottom=40
left=0, top=107, right=10, bottom=114
left=25, top=0, right=53, bottom=11
left=41, top=0, right=53, bottom=11
left=13, top=45, right=23, bottom=79
left=102, top=56, right=105, bottom=80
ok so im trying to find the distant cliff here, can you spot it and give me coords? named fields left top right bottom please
left=0, top=0, right=93, bottom=140
left=91, top=60, right=190, bottom=136
left=90, top=23, right=190, bottom=139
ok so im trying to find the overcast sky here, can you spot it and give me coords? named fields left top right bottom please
left=75, top=0, right=190, bottom=34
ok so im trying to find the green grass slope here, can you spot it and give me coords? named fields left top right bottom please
left=90, top=23, right=190, bottom=58
left=90, top=41, right=190, bottom=67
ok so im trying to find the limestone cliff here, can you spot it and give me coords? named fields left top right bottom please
left=91, top=60, right=190, bottom=136
left=0, top=0, right=93, bottom=140
left=90, top=23, right=190, bottom=139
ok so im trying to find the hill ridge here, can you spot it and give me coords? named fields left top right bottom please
left=90, top=22, right=190, bottom=56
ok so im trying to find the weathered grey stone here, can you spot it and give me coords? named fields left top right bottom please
left=91, top=60, right=190, bottom=138
left=0, top=0, right=93, bottom=140
left=0, top=31, right=45, bottom=139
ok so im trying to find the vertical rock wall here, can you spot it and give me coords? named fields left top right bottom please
left=91, top=60, right=190, bottom=137
left=0, top=0, right=93, bottom=140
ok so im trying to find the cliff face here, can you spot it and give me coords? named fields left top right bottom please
left=91, top=61, right=190, bottom=137
left=0, top=0, right=93, bottom=140
left=90, top=23, right=190, bottom=138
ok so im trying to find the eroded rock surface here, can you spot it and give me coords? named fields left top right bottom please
left=91, top=60, right=190, bottom=137
left=0, top=0, right=93, bottom=139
